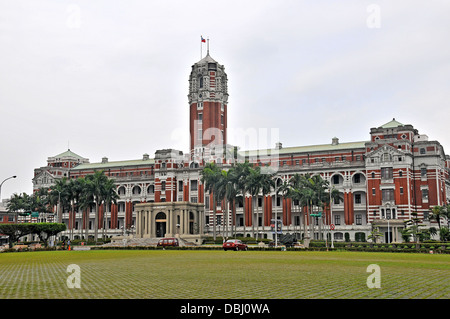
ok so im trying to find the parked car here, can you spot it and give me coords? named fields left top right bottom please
left=223, top=239, right=248, bottom=251
left=157, top=238, right=179, bottom=247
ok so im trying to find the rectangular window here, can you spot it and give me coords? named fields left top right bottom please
left=190, top=180, right=198, bottom=191
left=335, top=215, right=341, bottom=225
left=333, top=175, right=340, bottom=185
left=190, top=197, right=198, bottom=203
left=400, top=187, right=404, bottom=195
left=381, top=167, right=393, bottom=180
left=382, top=189, right=395, bottom=201
left=355, top=214, right=362, bottom=225
left=355, top=193, right=361, bottom=204
left=421, top=168, right=427, bottom=178
left=178, top=180, right=183, bottom=192
left=161, top=181, right=166, bottom=191
left=422, top=188, right=429, bottom=202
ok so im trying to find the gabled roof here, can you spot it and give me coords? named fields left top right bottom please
left=380, top=118, right=404, bottom=129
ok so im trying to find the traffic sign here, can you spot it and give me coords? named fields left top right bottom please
left=330, top=224, right=335, bottom=230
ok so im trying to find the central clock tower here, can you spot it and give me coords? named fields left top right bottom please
left=188, top=52, right=228, bottom=161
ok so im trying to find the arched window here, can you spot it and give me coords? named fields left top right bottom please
left=118, top=186, right=126, bottom=196
left=132, top=186, right=141, bottom=195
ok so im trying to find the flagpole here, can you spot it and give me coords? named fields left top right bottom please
left=200, top=35, right=202, bottom=60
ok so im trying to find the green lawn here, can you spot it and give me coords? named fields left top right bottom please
left=0, top=250, right=448, bottom=299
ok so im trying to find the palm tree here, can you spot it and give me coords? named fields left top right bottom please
left=77, top=177, right=94, bottom=241
left=7, top=193, right=27, bottom=222
left=226, top=167, right=241, bottom=238
left=84, top=170, right=110, bottom=243
left=232, top=161, right=252, bottom=236
left=201, top=162, right=222, bottom=240
left=49, top=177, right=70, bottom=224
left=429, top=205, right=444, bottom=230
left=66, top=178, right=85, bottom=240
left=275, top=178, right=291, bottom=239
left=246, top=166, right=263, bottom=238
left=102, top=178, right=119, bottom=241
left=260, top=171, right=275, bottom=240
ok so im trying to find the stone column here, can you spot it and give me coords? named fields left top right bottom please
left=167, top=209, right=171, bottom=236
left=150, top=209, right=155, bottom=238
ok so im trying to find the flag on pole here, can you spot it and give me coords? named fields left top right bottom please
left=201, top=36, right=206, bottom=43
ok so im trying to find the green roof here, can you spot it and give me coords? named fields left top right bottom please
left=73, top=158, right=155, bottom=171
left=380, top=118, right=404, bottom=128
left=240, top=141, right=367, bottom=157
left=51, top=149, right=86, bottom=160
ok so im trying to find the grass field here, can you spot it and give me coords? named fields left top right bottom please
left=0, top=250, right=448, bottom=299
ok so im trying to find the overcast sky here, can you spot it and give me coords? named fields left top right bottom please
left=1, top=0, right=449, bottom=199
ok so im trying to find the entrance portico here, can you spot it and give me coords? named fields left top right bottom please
left=135, top=201, right=205, bottom=244
left=372, top=219, right=405, bottom=243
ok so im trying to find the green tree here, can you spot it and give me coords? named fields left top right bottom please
left=429, top=205, right=444, bottom=232
left=260, top=171, right=275, bottom=240
left=439, top=226, right=450, bottom=242
left=245, top=166, right=262, bottom=238
left=0, top=223, right=34, bottom=247
left=404, top=212, right=426, bottom=244
left=201, top=162, right=222, bottom=240
left=102, top=177, right=119, bottom=240
left=368, top=225, right=382, bottom=244
left=230, top=161, right=252, bottom=237
left=31, top=223, right=67, bottom=247
left=49, top=177, right=70, bottom=223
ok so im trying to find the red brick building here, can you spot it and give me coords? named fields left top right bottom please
left=31, top=52, right=450, bottom=243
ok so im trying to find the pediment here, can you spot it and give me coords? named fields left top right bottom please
left=367, top=144, right=404, bottom=159
left=32, top=169, right=56, bottom=185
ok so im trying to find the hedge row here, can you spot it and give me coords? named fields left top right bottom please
left=308, top=240, right=450, bottom=250
left=91, top=245, right=450, bottom=253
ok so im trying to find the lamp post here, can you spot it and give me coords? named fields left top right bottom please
left=330, top=185, right=334, bottom=249
left=0, top=175, right=17, bottom=201
left=387, top=215, right=391, bottom=244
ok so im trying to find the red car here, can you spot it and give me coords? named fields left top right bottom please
left=223, top=239, right=248, bottom=251
left=157, top=238, right=179, bottom=247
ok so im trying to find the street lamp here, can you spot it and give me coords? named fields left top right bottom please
left=0, top=175, right=17, bottom=201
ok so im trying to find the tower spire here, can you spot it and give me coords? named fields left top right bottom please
left=207, top=37, right=210, bottom=55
